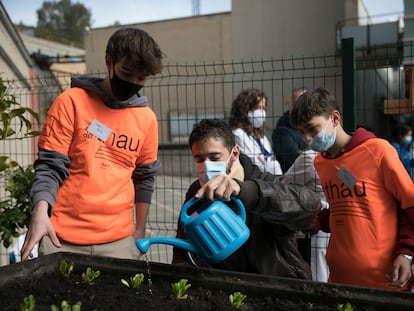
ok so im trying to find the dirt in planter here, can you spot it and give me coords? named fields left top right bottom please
left=0, top=268, right=355, bottom=311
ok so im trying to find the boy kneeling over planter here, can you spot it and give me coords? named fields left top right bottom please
left=172, top=119, right=321, bottom=279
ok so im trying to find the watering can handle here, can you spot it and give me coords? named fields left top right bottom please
left=180, top=195, right=246, bottom=225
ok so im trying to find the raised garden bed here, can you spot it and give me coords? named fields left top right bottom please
left=0, top=252, right=413, bottom=310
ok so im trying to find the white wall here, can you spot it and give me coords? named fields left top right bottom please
left=231, top=0, right=346, bottom=60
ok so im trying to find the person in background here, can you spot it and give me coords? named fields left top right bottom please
left=272, top=87, right=308, bottom=173
left=290, top=87, right=414, bottom=291
left=284, top=149, right=330, bottom=282
left=172, top=119, right=321, bottom=279
left=21, top=28, right=164, bottom=261
left=391, top=123, right=413, bottom=179
left=229, top=88, right=282, bottom=175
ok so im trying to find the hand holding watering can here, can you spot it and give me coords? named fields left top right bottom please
left=136, top=195, right=250, bottom=264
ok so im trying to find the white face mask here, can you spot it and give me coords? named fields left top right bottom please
left=195, top=150, right=233, bottom=185
left=248, top=109, right=266, bottom=128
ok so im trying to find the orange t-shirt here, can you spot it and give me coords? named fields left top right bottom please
left=39, top=87, right=158, bottom=244
left=315, top=138, right=414, bottom=290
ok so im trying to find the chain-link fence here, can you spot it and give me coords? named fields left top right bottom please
left=1, top=44, right=413, bottom=267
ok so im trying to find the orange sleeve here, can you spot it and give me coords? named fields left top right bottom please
left=380, top=140, right=414, bottom=209
left=38, top=91, right=75, bottom=156
left=135, top=109, right=159, bottom=165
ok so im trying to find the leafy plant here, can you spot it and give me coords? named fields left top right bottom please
left=171, top=279, right=191, bottom=300
left=0, top=164, right=35, bottom=248
left=121, top=273, right=145, bottom=289
left=50, top=300, right=81, bottom=311
left=337, top=302, right=354, bottom=311
left=19, top=294, right=35, bottom=311
left=58, top=260, right=74, bottom=278
left=0, top=77, right=40, bottom=140
left=0, top=75, right=40, bottom=248
left=80, top=267, right=101, bottom=285
left=229, top=291, right=247, bottom=309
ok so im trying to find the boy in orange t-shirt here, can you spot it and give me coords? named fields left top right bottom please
left=290, top=87, right=414, bottom=291
left=21, top=28, right=163, bottom=261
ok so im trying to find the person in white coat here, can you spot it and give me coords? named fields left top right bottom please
left=284, top=149, right=330, bottom=282
left=229, top=88, right=282, bottom=175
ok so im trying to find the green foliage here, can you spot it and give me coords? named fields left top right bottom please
left=0, top=75, right=39, bottom=248
left=229, top=291, right=247, bottom=309
left=58, top=260, right=74, bottom=278
left=0, top=164, right=35, bottom=248
left=51, top=300, right=81, bottom=311
left=35, top=0, right=91, bottom=47
left=337, top=302, right=354, bottom=311
left=20, top=294, right=35, bottom=311
left=80, top=267, right=101, bottom=285
left=171, top=279, right=191, bottom=300
left=121, top=273, right=145, bottom=289
left=0, top=76, right=39, bottom=140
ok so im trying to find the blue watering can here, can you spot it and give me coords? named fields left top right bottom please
left=136, top=195, right=250, bottom=264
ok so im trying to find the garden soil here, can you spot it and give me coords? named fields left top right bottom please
left=0, top=252, right=413, bottom=311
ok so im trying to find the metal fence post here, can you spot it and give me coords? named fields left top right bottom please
left=341, top=37, right=356, bottom=132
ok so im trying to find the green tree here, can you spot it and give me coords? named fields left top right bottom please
left=35, top=0, right=91, bottom=47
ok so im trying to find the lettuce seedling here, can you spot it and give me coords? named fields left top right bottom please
left=229, top=291, right=247, bottom=309
left=121, top=273, right=145, bottom=288
left=50, top=300, right=81, bottom=311
left=80, top=267, right=101, bottom=285
left=58, top=260, right=74, bottom=278
left=20, top=294, right=35, bottom=311
left=337, top=302, right=354, bottom=311
left=171, top=279, right=191, bottom=300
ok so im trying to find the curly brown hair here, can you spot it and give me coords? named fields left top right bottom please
left=228, top=88, right=267, bottom=137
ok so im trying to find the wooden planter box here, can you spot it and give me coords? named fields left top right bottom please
left=0, top=252, right=413, bottom=310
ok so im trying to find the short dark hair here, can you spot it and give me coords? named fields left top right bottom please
left=290, top=87, right=340, bottom=128
left=189, top=119, right=235, bottom=151
left=105, top=28, right=163, bottom=75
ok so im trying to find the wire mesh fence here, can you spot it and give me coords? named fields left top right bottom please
left=1, top=46, right=413, bottom=267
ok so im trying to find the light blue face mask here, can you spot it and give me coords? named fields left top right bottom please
left=310, top=118, right=336, bottom=152
left=403, top=135, right=413, bottom=146
left=195, top=151, right=232, bottom=185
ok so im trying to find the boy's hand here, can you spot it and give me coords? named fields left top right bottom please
left=21, top=201, right=61, bottom=261
left=194, top=174, right=240, bottom=201
left=386, top=254, right=413, bottom=288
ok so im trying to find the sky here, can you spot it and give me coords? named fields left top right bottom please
left=1, top=0, right=404, bottom=29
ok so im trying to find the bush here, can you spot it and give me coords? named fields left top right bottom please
left=0, top=75, right=39, bottom=248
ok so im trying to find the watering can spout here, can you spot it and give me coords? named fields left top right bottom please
left=136, top=237, right=198, bottom=254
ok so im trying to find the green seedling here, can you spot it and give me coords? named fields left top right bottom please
left=337, top=302, right=354, bottom=311
left=229, top=291, right=247, bottom=309
left=80, top=267, right=101, bottom=285
left=171, top=279, right=191, bottom=300
left=58, top=260, right=74, bottom=278
left=121, top=273, right=145, bottom=288
left=20, top=294, right=35, bottom=311
left=51, top=300, right=81, bottom=311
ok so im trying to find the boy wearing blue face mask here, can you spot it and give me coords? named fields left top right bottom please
left=21, top=28, right=163, bottom=261
left=290, top=87, right=414, bottom=291
left=172, top=119, right=321, bottom=279
left=391, top=123, right=414, bottom=179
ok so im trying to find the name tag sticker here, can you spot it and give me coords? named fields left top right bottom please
left=87, top=119, right=112, bottom=142
left=336, top=165, right=358, bottom=189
